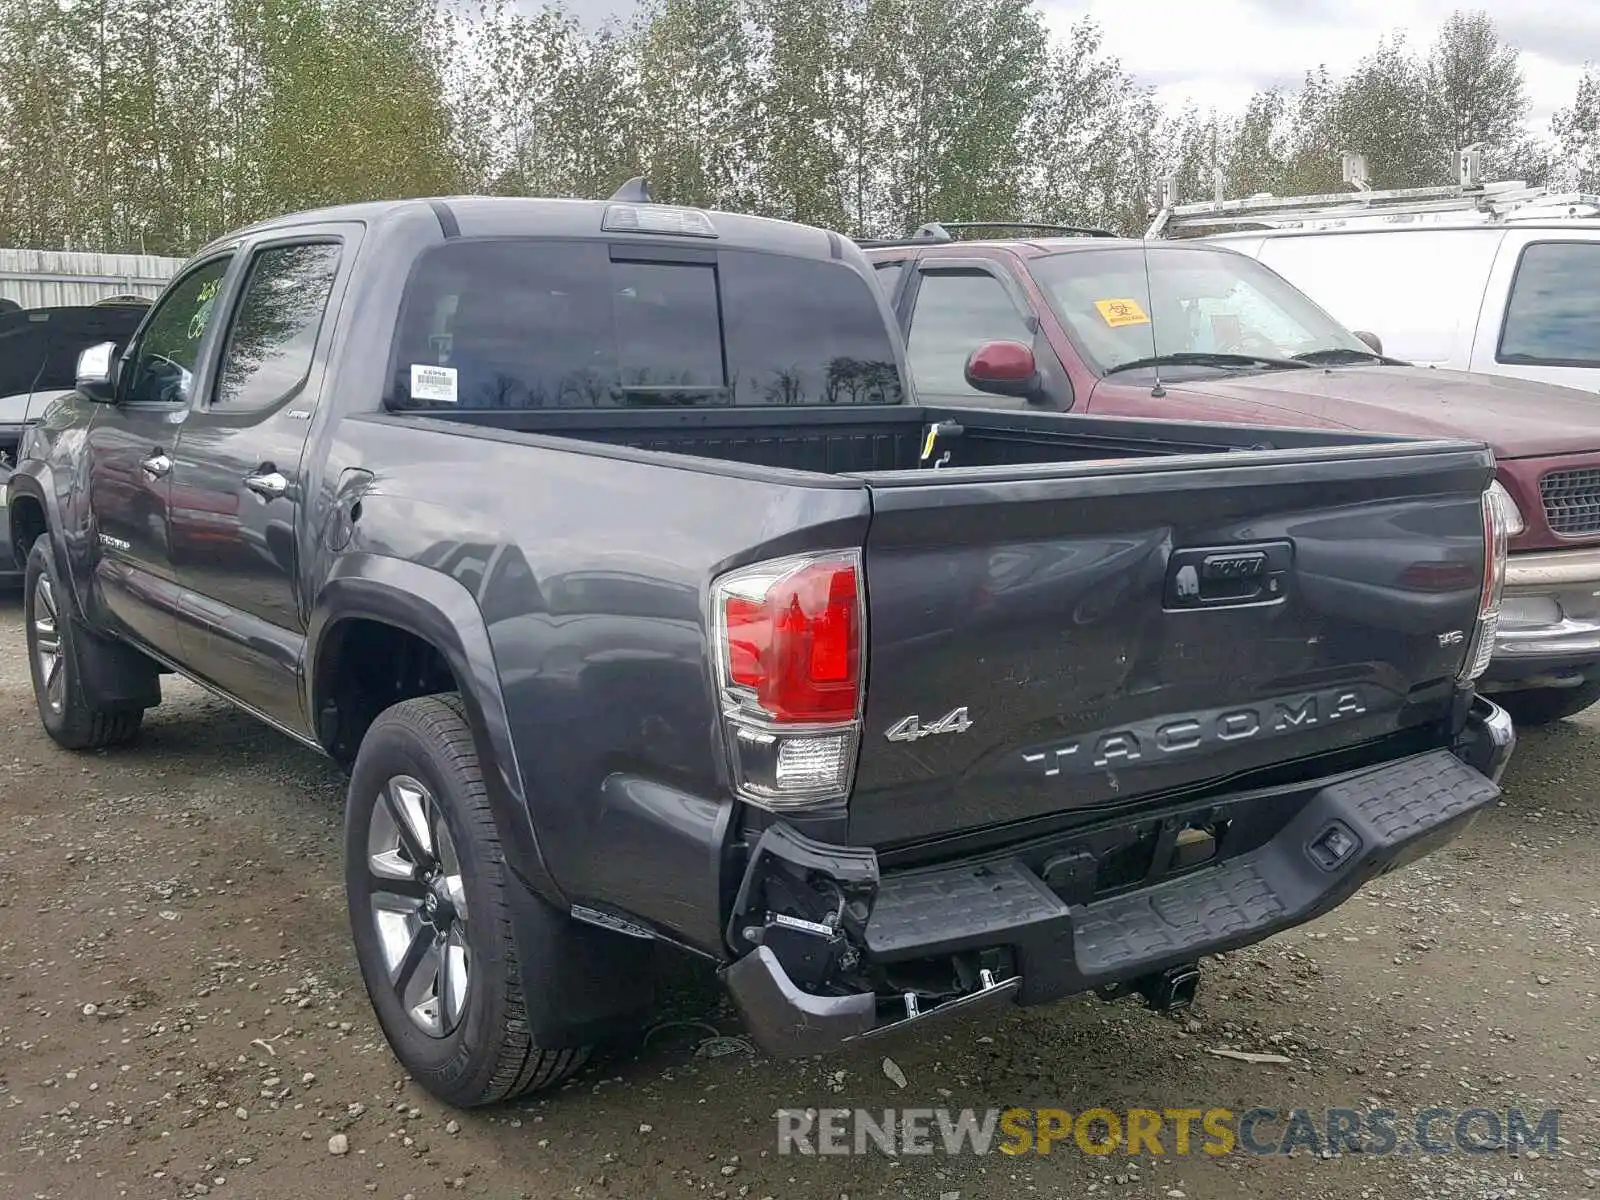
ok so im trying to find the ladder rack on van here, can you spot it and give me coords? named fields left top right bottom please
left=1147, top=147, right=1600, bottom=238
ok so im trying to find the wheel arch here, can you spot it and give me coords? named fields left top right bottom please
left=307, top=554, right=563, bottom=905
left=8, top=489, right=48, bottom=573
left=7, top=466, right=72, bottom=595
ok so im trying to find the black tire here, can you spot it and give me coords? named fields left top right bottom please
left=23, top=535, right=143, bottom=750
left=1494, top=680, right=1600, bottom=727
left=344, top=694, right=590, bottom=1107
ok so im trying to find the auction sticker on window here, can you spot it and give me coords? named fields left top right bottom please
left=410, top=363, right=458, bottom=403
left=1094, top=299, right=1150, bottom=328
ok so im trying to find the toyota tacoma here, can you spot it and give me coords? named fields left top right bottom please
left=8, top=189, right=1514, bottom=1108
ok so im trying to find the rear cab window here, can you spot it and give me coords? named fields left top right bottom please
left=1499, top=241, right=1600, bottom=367
left=389, top=241, right=903, bottom=409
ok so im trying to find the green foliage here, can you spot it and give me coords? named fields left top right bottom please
left=0, top=0, right=1581, bottom=254
left=1550, top=67, right=1600, bottom=191
left=1424, top=9, right=1529, bottom=176
left=633, top=0, right=757, bottom=209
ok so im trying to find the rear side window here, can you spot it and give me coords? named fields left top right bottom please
left=1499, top=241, right=1600, bottom=367
left=214, top=243, right=342, bottom=411
left=389, top=240, right=902, bottom=409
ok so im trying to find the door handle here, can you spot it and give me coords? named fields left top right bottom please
left=140, top=451, right=171, bottom=479
left=1164, top=541, right=1294, bottom=610
left=244, top=469, right=289, bottom=500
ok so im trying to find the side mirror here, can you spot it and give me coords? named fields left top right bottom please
left=76, top=341, right=118, bottom=403
left=1353, top=330, right=1384, bottom=355
left=964, top=339, right=1042, bottom=400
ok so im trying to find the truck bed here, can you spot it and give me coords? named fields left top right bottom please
left=381, top=403, right=1494, bottom=852
left=411, top=403, right=1406, bottom=477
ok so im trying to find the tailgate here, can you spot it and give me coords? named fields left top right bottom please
left=849, top=444, right=1493, bottom=847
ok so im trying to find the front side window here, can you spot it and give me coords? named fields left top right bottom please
left=125, top=258, right=232, bottom=404
left=389, top=240, right=902, bottom=409
left=1029, top=245, right=1370, bottom=375
left=905, top=271, right=1032, bottom=396
left=1499, top=241, right=1600, bottom=367
left=214, top=243, right=341, bottom=411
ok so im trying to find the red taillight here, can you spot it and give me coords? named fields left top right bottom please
left=721, top=558, right=861, bottom=724
left=725, top=596, right=768, bottom=689
left=714, top=552, right=865, bottom=811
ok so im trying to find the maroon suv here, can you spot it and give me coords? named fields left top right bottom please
left=865, top=225, right=1600, bottom=725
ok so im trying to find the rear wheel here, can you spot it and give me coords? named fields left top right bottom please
left=24, top=535, right=144, bottom=750
left=1494, top=680, right=1600, bottom=727
left=345, top=694, right=590, bottom=1107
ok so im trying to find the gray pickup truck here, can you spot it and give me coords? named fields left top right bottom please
left=7, top=191, right=1514, bottom=1108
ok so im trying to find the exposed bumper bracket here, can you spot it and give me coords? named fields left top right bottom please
left=720, top=744, right=1502, bottom=1059
left=1451, top=695, right=1515, bottom=785
left=721, top=946, right=1022, bottom=1058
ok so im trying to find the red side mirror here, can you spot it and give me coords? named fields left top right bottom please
left=964, top=339, right=1041, bottom=400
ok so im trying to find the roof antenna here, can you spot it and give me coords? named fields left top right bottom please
left=1144, top=181, right=1171, bottom=399
left=609, top=176, right=653, bottom=203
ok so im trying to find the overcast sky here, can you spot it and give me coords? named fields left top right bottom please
left=1045, top=0, right=1600, bottom=128
left=565, top=0, right=1600, bottom=129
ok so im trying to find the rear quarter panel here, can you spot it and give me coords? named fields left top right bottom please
left=333, top=417, right=873, bottom=916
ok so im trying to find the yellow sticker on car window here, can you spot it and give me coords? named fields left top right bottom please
left=1094, top=298, right=1151, bottom=328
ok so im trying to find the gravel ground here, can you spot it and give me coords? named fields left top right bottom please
left=0, top=597, right=1595, bottom=1200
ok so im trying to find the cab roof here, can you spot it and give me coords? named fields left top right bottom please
left=193, top=196, right=854, bottom=266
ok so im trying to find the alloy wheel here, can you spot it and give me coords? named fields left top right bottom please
left=32, top=575, right=65, bottom=715
left=366, top=774, right=471, bottom=1037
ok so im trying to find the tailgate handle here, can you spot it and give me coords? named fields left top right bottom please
left=1165, top=542, right=1293, bottom=610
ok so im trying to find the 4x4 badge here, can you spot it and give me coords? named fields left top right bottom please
left=886, top=707, right=973, bottom=743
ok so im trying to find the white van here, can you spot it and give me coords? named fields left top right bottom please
left=1150, top=171, right=1600, bottom=392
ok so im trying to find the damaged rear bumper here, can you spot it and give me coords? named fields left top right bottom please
left=721, top=724, right=1507, bottom=1058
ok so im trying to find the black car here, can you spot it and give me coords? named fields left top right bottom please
left=0, top=301, right=149, bottom=579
